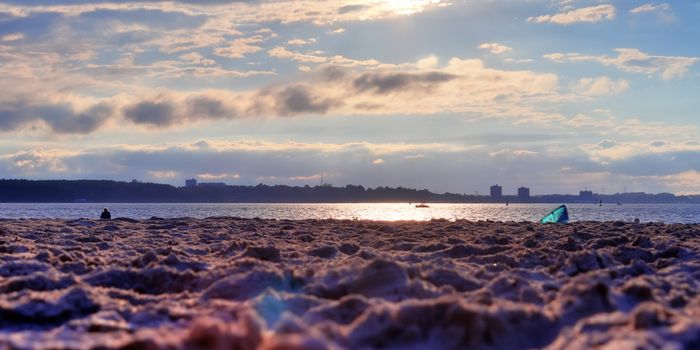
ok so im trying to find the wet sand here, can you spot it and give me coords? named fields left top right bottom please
left=1, top=217, right=699, bottom=349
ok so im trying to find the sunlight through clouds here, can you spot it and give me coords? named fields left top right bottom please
left=0, top=0, right=698, bottom=193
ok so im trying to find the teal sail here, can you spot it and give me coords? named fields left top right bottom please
left=540, top=205, right=569, bottom=224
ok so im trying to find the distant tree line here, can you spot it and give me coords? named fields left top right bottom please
left=0, top=179, right=698, bottom=204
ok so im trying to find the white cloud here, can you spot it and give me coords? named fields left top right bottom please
left=148, top=170, right=178, bottom=179
left=570, top=76, right=629, bottom=96
left=0, top=33, right=24, bottom=42
left=564, top=113, right=698, bottom=141
left=528, top=4, right=616, bottom=25
left=0, top=49, right=568, bottom=134
left=0, top=1, right=452, bottom=27
left=580, top=139, right=700, bottom=162
left=649, top=171, right=700, bottom=195
left=415, top=55, right=439, bottom=69
left=630, top=3, right=670, bottom=14
left=287, top=38, right=316, bottom=46
left=213, top=35, right=265, bottom=59
left=268, top=47, right=328, bottom=63
left=268, top=46, right=380, bottom=66
left=545, top=48, right=698, bottom=80
left=179, top=52, right=216, bottom=66
left=504, top=58, right=534, bottom=64
left=3, top=138, right=699, bottom=194
left=630, top=3, right=675, bottom=22
left=197, top=172, right=240, bottom=180
left=478, top=42, right=512, bottom=54
left=489, top=149, right=538, bottom=158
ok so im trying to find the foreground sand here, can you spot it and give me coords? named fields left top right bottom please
left=1, top=217, right=699, bottom=349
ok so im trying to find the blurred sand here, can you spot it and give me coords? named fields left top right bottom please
left=1, top=217, right=699, bottom=349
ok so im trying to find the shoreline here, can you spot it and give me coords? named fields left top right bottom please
left=1, top=218, right=700, bottom=349
left=2, top=202, right=700, bottom=205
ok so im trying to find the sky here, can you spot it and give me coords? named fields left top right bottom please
left=0, top=0, right=699, bottom=195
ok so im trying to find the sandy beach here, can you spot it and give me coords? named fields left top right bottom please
left=1, top=217, right=699, bottom=349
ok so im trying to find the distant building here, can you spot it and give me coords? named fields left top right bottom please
left=579, top=190, right=594, bottom=202
left=517, top=187, right=530, bottom=200
left=490, top=184, right=502, bottom=198
left=199, top=182, right=227, bottom=188
left=185, top=178, right=197, bottom=188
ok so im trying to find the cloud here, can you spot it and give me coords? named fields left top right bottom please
left=187, top=96, right=234, bottom=119
left=0, top=1, right=452, bottom=26
left=630, top=3, right=670, bottom=14
left=270, top=85, right=340, bottom=115
left=504, top=58, right=534, bottom=64
left=607, top=151, right=700, bottom=177
left=213, top=35, right=265, bottom=59
left=119, top=94, right=240, bottom=127
left=352, top=71, right=457, bottom=94
left=179, top=52, right=216, bottom=66
left=478, top=42, right=512, bottom=54
left=489, top=149, right=538, bottom=158
left=0, top=29, right=691, bottom=147
left=0, top=100, right=114, bottom=134
left=0, top=140, right=472, bottom=188
left=545, top=48, right=698, bottom=80
left=647, top=171, right=700, bottom=195
left=268, top=47, right=329, bottom=63
left=528, top=4, right=616, bottom=25
left=148, top=170, right=178, bottom=178
left=597, top=140, right=619, bottom=149
left=0, top=33, right=24, bottom=42
left=268, top=46, right=380, bottom=66
left=123, top=101, right=178, bottom=127
left=630, top=3, right=675, bottom=22
left=581, top=138, right=700, bottom=163
left=0, top=1, right=257, bottom=5
left=570, top=76, right=629, bottom=96
left=46, top=103, right=114, bottom=134
left=564, top=113, right=698, bottom=141
left=2, top=139, right=699, bottom=194
left=2, top=46, right=695, bottom=147
left=0, top=140, right=561, bottom=193
left=286, top=38, right=316, bottom=46
left=338, top=4, right=369, bottom=14
left=197, top=172, right=240, bottom=180
left=0, top=53, right=571, bottom=134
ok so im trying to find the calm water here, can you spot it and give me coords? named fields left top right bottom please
left=0, top=203, right=698, bottom=223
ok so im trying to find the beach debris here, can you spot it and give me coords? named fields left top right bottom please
left=541, top=205, right=569, bottom=224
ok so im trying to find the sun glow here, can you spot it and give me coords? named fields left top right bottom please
left=383, top=0, right=448, bottom=15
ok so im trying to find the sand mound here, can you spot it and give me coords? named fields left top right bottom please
left=1, top=218, right=700, bottom=349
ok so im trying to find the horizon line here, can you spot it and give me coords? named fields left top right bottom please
left=0, top=178, right=695, bottom=198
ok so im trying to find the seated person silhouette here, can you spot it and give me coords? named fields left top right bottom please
left=100, top=208, right=112, bottom=220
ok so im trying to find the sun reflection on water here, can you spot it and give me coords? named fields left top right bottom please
left=1, top=203, right=697, bottom=223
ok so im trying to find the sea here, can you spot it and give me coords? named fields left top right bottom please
left=0, top=203, right=698, bottom=223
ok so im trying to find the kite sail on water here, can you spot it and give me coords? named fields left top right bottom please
left=540, top=205, right=569, bottom=224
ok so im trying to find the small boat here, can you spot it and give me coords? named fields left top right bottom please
left=415, top=203, right=429, bottom=208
